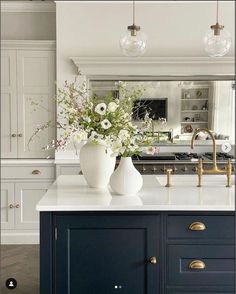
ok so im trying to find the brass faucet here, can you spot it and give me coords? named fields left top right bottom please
left=191, top=128, right=232, bottom=187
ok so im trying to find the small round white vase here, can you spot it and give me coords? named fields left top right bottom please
left=80, top=142, right=116, bottom=188
left=109, top=157, right=143, bottom=196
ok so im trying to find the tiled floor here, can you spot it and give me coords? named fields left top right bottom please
left=1, top=245, right=39, bottom=294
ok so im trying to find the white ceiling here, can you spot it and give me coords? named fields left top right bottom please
left=57, top=1, right=235, bottom=57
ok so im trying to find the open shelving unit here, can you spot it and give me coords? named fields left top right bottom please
left=181, top=86, right=211, bottom=134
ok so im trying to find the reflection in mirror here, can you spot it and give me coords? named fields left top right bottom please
left=90, top=80, right=235, bottom=146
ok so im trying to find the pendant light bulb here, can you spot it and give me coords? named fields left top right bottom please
left=204, top=0, right=231, bottom=57
left=120, top=1, right=147, bottom=57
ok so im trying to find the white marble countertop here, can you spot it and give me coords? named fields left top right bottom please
left=36, top=175, right=235, bottom=212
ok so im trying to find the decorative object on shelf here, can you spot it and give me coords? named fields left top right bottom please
left=110, top=157, right=143, bottom=196
left=194, top=113, right=201, bottom=122
left=196, top=90, right=202, bottom=97
left=183, top=92, right=191, bottom=99
left=192, top=105, right=198, bottom=110
left=120, top=0, right=147, bottom=57
left=204, top=0, right=232, bottom=57
left=184, top=124, right=193, bottom=133
left=184, top=117, right=191, bottom=122
left=80, top=143, right=115, bottom=188
left=202, top=100, right=208, bottom=110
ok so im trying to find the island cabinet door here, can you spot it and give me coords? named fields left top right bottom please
left=54, top=214, right=160, bottom=294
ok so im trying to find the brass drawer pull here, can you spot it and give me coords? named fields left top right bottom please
left=32, top=170, right=41, bottom=175
left=15, top=204, right=20, bottom=209
left=11, top=134, right=17, bottom=137
left=9, top=204, right=14, bottom=209
left=189, top=260, right=206, bottom=270
left=189, top=222, right=206, bottom=231
left=149, top=256, right=157, bottom=264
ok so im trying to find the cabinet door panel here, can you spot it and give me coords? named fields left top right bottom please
left=1, top=50, right=18, bottom=158
left=15, top=182, right=51, bottom=229
left=55, top=215, right=160, bottom=294
left=1, top=183, right=15, bottom=229
left=16, top=50, right=55, bottom=158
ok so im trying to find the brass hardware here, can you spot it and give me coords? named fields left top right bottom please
left=15, top=204, right=20, bottom=209
left=32, top=170, right=41, bottom=175
left=191, top=128, right=232, bottom=187
left=152, top=166, right=157, bottom=172
left=173, top=166, right=178, bottom=172
left=149, top=256, right=157, bottom=264
left=182, top=166, right=188, bottom=172
left=189, top=222, right=206, bottom=231
left=189, top=260, right=206, bottom=270
left=142, top=166, right=146, bottom=172
left=18, top=133, right=23, bottom=137
left=192, top=166, right=198, bottom=172
left=165, top=169, right=172, bottom=187
left=9, top=204, right=14, bottom=209
left=11, top=134, right=17, bottom=137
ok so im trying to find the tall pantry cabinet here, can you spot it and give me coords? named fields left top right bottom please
left=1, top=41, right=56, bottom=244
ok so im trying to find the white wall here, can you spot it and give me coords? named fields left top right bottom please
left=1, top=12, right=56, bottom=40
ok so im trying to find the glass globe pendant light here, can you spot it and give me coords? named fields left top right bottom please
left=120, top=0, right=147, bottom=57
left=204, top=0, right=231, bottom=57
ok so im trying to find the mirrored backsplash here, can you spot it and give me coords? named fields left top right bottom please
left=90, top=79, right=235, bottom=146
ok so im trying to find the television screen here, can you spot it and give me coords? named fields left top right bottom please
left=132, top=98, right=168, bottom=121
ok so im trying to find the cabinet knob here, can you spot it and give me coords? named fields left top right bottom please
left=189, top=260, right=206, bottom=270
left=189, top=222, right=206, bottom=231
left=142, top=166, right=147, bottom=172
left=18, top=133, right=23, bottom=137
left=15, top=204, right=20, bottom=209
left=9, top=204, right=14, bottom=209
left=173, top=166, right=178, bottom=172
left=11, top=134, right=17, bottom=137
left=32, top=170, right=41, bottom=175
left=149, top=256, right=157, bottom=264
left=182, top=166, right=188, bottom=172
left=192, top=166, right=198, bottom=172
left=152, top=166, right=157, bottom=172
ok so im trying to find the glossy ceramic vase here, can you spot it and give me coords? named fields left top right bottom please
left=110, top=157, right=143, bottom=196
left=80, top=142, right=116, bottom=188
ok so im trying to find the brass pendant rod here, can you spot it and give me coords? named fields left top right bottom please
left=216, top=0, right=219, bottom=23
left=133, top=0, right=135, bottom=25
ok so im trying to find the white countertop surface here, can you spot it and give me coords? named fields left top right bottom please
left=36, top=175, right=235, bottom=212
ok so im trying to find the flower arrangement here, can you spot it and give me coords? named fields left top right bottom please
left=28, top=79, right=158, bottom=157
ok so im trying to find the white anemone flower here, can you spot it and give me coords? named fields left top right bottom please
left=107, top=102, right=118, bottom=113
left=95, top=103, right=106, bottom=115
left=118, top=129, right=130, bottom=141
left=101, top=119, right=112, bottom=130
left=74, top=130, right=88, bottom=143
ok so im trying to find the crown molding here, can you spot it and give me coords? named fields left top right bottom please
left=1, top=40, right=56, bottom=50
left=70, top=56, right=235, bottom=77
left=1, top=1, right=56, bottom=13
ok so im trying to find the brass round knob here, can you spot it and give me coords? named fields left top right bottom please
left=142, top=166, right=146, bottom=172
left=189, top=222, right=206, bottom=231
left=182, top=166, right=188, bottom=172
left=149, top=256, right=157, bottom=264
left=15, top=204, right=20, bottom=209
left=9, top=204, right=14, bottom=209
left=189, top=260, right=206, bottom=270
left=11, top=134, right=17, bottom=137
left=173, top=166, right=178, bottom=172
left=192, top=166, right=197, bottom=172
left=18, top=134, right=23, bottom=137
left=152, top=166, right=157, bottom=172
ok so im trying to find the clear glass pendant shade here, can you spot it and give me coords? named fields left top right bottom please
left=204, top=27, right=232, bottom=57
left=120, top=30, right=147, bottom=57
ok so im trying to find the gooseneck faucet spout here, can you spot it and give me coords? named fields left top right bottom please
left=191, top=128, right=232, bottom=187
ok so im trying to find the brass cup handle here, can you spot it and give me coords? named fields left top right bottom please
left=189, top=260, right=206, bottom=270
left=189, top=222, right=206, bottom=231
left=9, top=204, right=14, bottom=209
left=149, top=256, right=157, bottom=264
left=32, top=170, right=41, bottom=175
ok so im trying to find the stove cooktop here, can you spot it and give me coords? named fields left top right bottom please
left=203, top=152, right=234, bottom=161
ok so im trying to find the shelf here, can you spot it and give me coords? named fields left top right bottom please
left=181, top=110, right=208, bottom=113
left=181, top=98, right=208, bottom=101
left=181, top=121, right=208, bottom=124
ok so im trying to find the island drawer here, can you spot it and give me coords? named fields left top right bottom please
left=167, top=244, right=235, bottom=287
left=1, top=165, right=55, bottom=179
left=167, top=215, right=234, bottom=240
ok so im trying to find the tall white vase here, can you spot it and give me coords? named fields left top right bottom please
left=110, top=157, right=143, bottom=196
left=80, top=142, right=116, bottom=188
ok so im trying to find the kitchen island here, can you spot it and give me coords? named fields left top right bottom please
left=37, top=175, right=235, bottom=294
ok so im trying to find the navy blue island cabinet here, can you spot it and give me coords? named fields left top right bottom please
left=40, top=212, right=235, bottom=294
